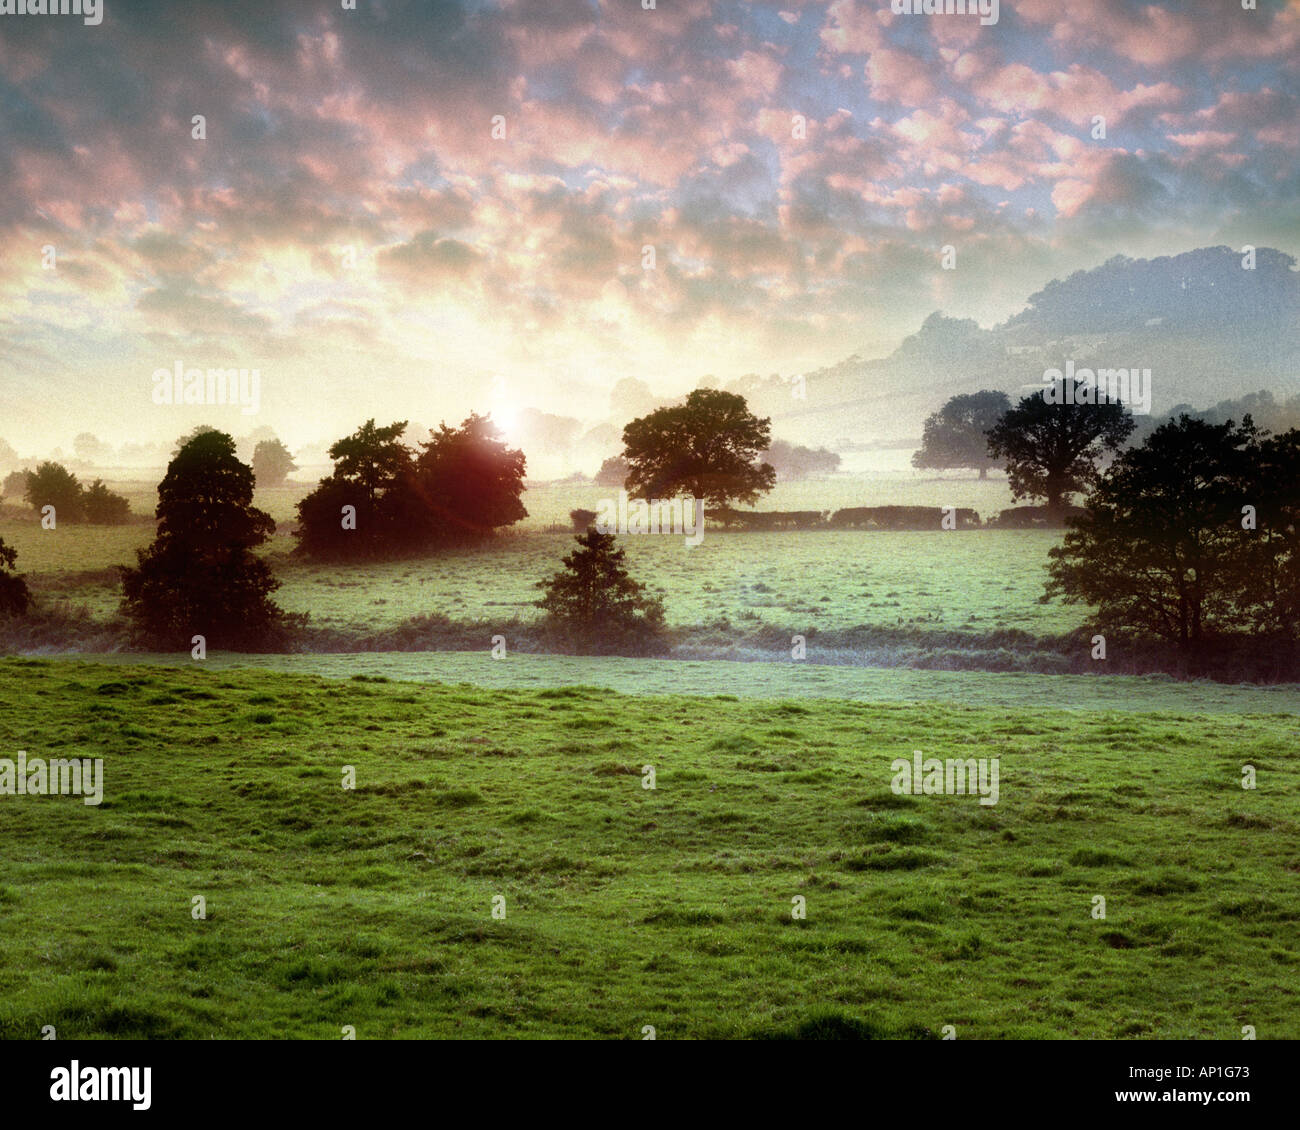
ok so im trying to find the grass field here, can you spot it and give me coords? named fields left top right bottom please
left=1, top=658, right=1295, bottom=1039
left=70, top=650, right=1300, bottom=714
left=8, top=475, right=1021, bottom=530
left=3, top=520, right=1085, bottom=639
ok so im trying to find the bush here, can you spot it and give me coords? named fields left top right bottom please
left=0, top=537, right=30, bottom=618
left=81, top=479, right=132, bottom=525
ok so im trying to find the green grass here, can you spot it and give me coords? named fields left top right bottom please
left=0, top=658, right=1295, bottom=1039
left=5, top=516, right=1084, bottom=637
left=70, top=650, right=1300, bottom=714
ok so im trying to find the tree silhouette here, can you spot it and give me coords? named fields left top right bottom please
left=251, top=438, right=299, bottom=487
left=0, top=536, right=30, bottom=617
left=622, top=389, right=775, bottom=508
left=1234, top=427, right=1300, bottom=643
left=294, top=419, right=412, bottom=559
left=569, top=508, right=597, bottom=532
left=295, top=414, right=526, bottom=559
left=328, top=419, right=410, bottom=509
left=1046, top=415, right=1300, bottom=658
left=987, top=380, right=1134, bottom=519
left=81, top=479, right=132, bottom=525
left=24, top=462, right=84, bottom=523
left=411, top=413, right=527, bottom=542
left=120, top=430, right=289, bottom=650
left=594, top=454, right=629, bottom=487
left=171, top=424, right=219, bottom=458
left=911, top=390, right=1010, bottom=479
left=536, top=529, right=666, bottom=653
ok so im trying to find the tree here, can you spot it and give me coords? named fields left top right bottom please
left=1045, top=415, right=1285, bottom=656
left=622, top=389, right=775, bottom=508
left=2, top=469, right=29, bottom=503
left=171, top=424, right=219, bottom=457
left=763, top=439, right=841, bottom=481
left=594, top=455, right=629, bottom=487
left=536, top=529, right=666, bottom=653
left=569, top=508, right=597, bottom=532
left=24, top=462, right=84, bottom=523
left=410, top=413, right=527, bottom=542
left=120, top=430, right=289, bottom=650
left=987, top=379, right=1134, bottom=518
left=294, top=420, right=412, bottom=559
left=0, top=536, right=30, bottom=617
left=294, top=414, right=527, bottom=559
left=81, top=479, right=132, bottom=525
left=328, top=419, right=411, bottom=509
left=251, top=438, right=299, bottom=488
left=1234, top=427, right=1300, bottom=642
left=911, top=391, right=1010, bottom=479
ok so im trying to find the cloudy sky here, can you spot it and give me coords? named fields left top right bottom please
left=1, top=0, right=1297, bottom=459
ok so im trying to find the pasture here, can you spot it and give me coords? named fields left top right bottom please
left=0, top=659, right=1295, bottom=1039
left=1, top=474, right=1083, bottom=642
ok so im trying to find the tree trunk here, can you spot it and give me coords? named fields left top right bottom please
left=1044, top=489, right=1065, bottom=524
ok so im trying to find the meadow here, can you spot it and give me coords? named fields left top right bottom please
left=2, top=478, right=1085, bottom=649
left=0, top=659, right=1295, bottom=1040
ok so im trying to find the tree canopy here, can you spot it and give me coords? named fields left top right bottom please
left=0, top=536, right=30, bottom=617
left=120, top=430, right=289, bottom=650
left=594, top=454, right=629, bottom=487
left=987, top=379, right=1134, bottom=517
left=911, top=390, right=1010, bottom=478
left=1046, top=415, right=1298, bottom=662
left=251, top=437, right=299, bottom=488
left=24, top=461, right=84, bottom=523
left=81, top=479, right=132, bottom=525
left=622, top=389, right=775, bottom=508
left=536, top=528, right=666, bottom=654
left=294, top=414, right=527, bottom=560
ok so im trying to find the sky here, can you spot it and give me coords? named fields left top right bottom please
left=0, top=0, right=1297, bottom=460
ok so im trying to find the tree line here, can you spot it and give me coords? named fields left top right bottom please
left=0, top=384, right=1294, bottom=669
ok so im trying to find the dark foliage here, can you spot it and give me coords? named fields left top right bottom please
left=911, top=390, right=1010, bottom=478
left=0, top=537, right=30, bottom=617
left=536, top=529, right=666, bottom=654
left=1047, top=415, right=1299, bottom=669
left=81, top=479, right=132, bottom=525
left=23, top=461, right=84, bottom=523
left=623, top=389, right=776, bottom=508
left=294, top=415, right=527, bottom=560
left=987, top=380, right=1134, bottom=517
left=119, top=430, right=292, bottom=650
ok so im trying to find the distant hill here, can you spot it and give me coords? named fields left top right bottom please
left=726, top=245, right=1300, bottom=449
